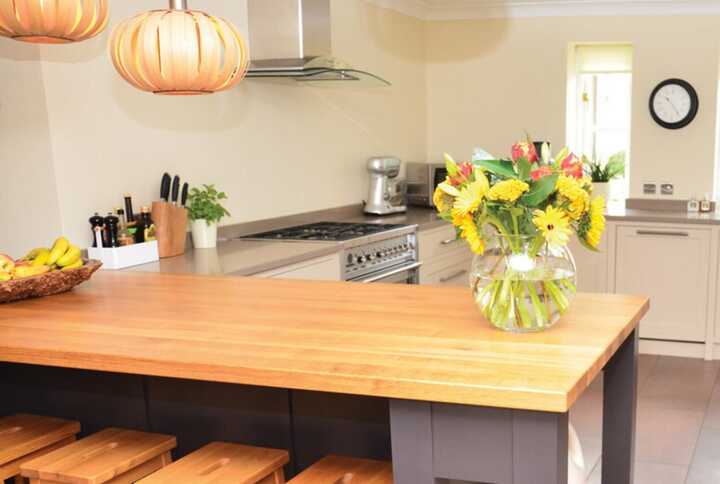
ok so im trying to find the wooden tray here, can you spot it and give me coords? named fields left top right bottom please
left=0, top=259, right=102, bottom=304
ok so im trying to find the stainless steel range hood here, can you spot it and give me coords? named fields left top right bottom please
left=246, top=0, right=391, bottom=86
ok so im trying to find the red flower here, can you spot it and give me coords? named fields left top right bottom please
left=511, top=142, right=538, bottom=163
left=531, top=165, right=553, bottom=181
left=561, top=153, right=583, bottom=179
left=449, top=162, right=474, bottom=186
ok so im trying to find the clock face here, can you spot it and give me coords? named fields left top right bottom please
left=650, top=79, right=699, bottom=129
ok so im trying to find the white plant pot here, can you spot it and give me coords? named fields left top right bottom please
left=593, top=182, right=610, bottom=201
left=191, top=220, right=218, bottom=249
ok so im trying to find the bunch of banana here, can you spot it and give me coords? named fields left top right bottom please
left=1, top=237, right=85, bottom=282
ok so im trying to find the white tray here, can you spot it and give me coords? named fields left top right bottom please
left=87, top=241, right=159, bottom=270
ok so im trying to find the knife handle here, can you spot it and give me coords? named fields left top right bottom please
left=181, top=183, right=189, bottom=207
left=171, top=176, right=180, bottom=204
left=160, top=173, right=171, bottom=202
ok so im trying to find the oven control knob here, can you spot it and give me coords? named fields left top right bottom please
left=377, top=251, right=384, bottom=258
left=357, top=255, right=366, bottom=264
left=367, top=254, right=375, bottom=261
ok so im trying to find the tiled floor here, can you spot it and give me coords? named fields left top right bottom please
left=575, top=354, right=720, bottom=484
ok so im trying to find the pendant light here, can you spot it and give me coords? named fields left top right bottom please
left=109, top=0, right=249, bottom=95
left=0, top=0, right=108, bottom=44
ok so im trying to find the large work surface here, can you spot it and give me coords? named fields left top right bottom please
left=0, top=272, right=648, bottom=413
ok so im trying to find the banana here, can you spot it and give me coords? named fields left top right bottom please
left=31, top=248, right=51, bottom=267
left=47, top=237, right=70, bottom=266
left=57, top=245, right=81, bottom=267
left=23, top=247, right=48, bottom=261
left=13, top=265, right=50, bottom=279
left=61, top=259, right=84, bottom=271
left=0, top=272, right=11, bottom=282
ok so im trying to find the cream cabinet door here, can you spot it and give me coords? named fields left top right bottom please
left=423, top=259, right=472, bottom=287
left=614, top=225, right=711, bottom=342
left=567, top=221, right=612, bottom=293
left=253, top=253, right=342, bottom=281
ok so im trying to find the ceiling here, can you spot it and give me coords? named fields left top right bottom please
left=371, top=0, right=720, bottom=19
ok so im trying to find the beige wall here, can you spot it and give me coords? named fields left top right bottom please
left=425, top=15, right=720, bottom=200
left=1, top=0, right=426, bottom=249
left=0, top=41, right=61, bottom=257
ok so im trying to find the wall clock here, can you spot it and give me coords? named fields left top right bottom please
left=649, top=79, right=699, bottom=129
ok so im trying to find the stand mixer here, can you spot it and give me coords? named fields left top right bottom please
left=364, top=157, right=407, bottom=215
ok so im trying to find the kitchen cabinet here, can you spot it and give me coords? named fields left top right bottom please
left=567, top=222, right=612, bottom=293
left=614, top=224, right=712, bottom=343
left=253, top=253, right=342, bottom=281
left=418, top=225, right=473, bottom=286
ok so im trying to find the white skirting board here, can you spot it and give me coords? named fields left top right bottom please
left=639, top=338, right=709, bottom=360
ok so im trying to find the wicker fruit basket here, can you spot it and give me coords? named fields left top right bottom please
left=0, top=259, right=102, bottom=304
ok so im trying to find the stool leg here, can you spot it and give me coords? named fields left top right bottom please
left=14, top=476, right=26, bottom=484
left=160, top=452, right=172, bottom=467
left=257, top=469, right=286, bottom=484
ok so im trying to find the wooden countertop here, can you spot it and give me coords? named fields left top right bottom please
left=0, top=272, right=648, bottom=412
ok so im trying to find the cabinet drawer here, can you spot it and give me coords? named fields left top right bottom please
left=614, top=225, right=711, bottom=342
left=422, top=258, right=472, bottom=287
left=418, top=225, right=469, bottom=261
left=253, top=254, right=342, bottom=281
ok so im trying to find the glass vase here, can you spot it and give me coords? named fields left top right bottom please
left=470, top=234, right=577, bottom=332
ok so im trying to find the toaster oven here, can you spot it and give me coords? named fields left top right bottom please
left=405, top=162, right=448, bottom=207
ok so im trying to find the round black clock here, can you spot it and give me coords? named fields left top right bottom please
left=649, top=79, right=699, bottom=129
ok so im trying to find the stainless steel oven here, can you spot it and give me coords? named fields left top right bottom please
left=350, top=261, right=421, bottom=284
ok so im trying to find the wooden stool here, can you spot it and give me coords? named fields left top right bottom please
left=20, top=427, right=176, bottom=484
left=0, top=414, right=80, bottom=484
left=289, top=456, right=393, bottom=484
left=137, top=442, right=289, bottom=484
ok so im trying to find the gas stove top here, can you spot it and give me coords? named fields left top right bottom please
left=240, top=222, right=409, bottom=242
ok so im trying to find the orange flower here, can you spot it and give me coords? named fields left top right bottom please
left=511, top=142, right=538, bottom=163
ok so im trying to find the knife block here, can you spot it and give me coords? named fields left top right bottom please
left=151, top=201, right=188, bottom=258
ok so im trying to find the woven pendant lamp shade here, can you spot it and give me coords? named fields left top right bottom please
left=109, top=2, right=249, bottom=96
left=0, top=0, right=108, bottom=44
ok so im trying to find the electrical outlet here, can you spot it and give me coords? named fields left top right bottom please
left=661, top=183, right=674, bottom=196
left=643, top=183, right=657, bottom=195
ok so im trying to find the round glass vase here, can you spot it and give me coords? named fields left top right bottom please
left=470, top=234, right=577, bottom=332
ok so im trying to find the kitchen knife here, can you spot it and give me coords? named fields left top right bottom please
left=160, top=173, right=171, bottom=202
left=180, top=183, right=189, bottom=207
left=171, top=175, right=180, bottom=205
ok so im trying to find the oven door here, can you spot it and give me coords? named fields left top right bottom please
left=352, top=262, right=422, bottom=285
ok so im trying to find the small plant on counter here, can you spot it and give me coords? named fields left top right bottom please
left=434, top=137, right=607, bottom=332
left=584, top=151, right=626, bottom=183
left=187, top=184, right=230, bottom=249
left=187, top=184, right=231, bottom=224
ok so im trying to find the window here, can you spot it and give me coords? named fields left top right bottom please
left=567, top=43, right=633, bottom=201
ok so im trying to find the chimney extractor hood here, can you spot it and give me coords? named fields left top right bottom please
left=246, top=0, right=391, bottom=87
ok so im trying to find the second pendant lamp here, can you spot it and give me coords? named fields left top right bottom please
left=109, top=0, right=249, bottom=95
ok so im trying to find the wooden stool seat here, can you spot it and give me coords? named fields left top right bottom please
left=137, top=442, right=289, bottom=484
left=289, top=456, right=392, bottom=484
left=21, top=427, right=176, bottom=484
left=0, top=414, right=80, bottom=482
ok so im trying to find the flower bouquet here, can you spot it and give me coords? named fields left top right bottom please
left=434, top=138, right=606, bottom=332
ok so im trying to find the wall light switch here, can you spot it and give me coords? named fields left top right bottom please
left=660, top=183, right=674, bottom=196
left=643, top=183, right=657, bottom=195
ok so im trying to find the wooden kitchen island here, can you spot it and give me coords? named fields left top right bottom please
left=0, top=271, right=648, bottom=484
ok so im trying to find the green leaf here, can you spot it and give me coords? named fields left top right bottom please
left=520, top=174, right=558, bottom=207
left=474, top=159, right=517, bottom=179
left=516, top=157, right=531, bottom=181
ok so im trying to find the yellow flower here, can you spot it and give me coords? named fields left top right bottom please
left=458, top=216, right=485, bottom=254
left=487, top=179, right=529, bottom=203
left=556, top=175, right=589, bottom=220
left=433, top=186, right=453, bottom=213
left=452, top=179, right=488, bottom=217
left=585, top=197, right=606, bottom=249
left=533, top=206, right=571, bottom=247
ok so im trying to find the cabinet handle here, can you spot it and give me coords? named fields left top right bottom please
left=636, top=230, right=689, bottom=237
left=441, top=239, right=458, bottom=245
left=440, top=270, right=467, bottom=283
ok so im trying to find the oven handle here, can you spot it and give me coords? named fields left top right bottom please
left=359, top=262, right=423, bottom=284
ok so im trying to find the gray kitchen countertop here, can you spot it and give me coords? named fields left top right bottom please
left=127, top=204, right=720, bottom=277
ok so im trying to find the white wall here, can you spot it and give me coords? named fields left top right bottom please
left=0, top=41, right=61, bottom=257
left=0, top=0, right=427, bottom=251
left=425, top=15, right=720, bottom=200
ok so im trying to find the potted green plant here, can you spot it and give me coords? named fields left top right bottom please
left=584, top=151, right=626, bottom=201
left=187, top=184, right=230, bottom=249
